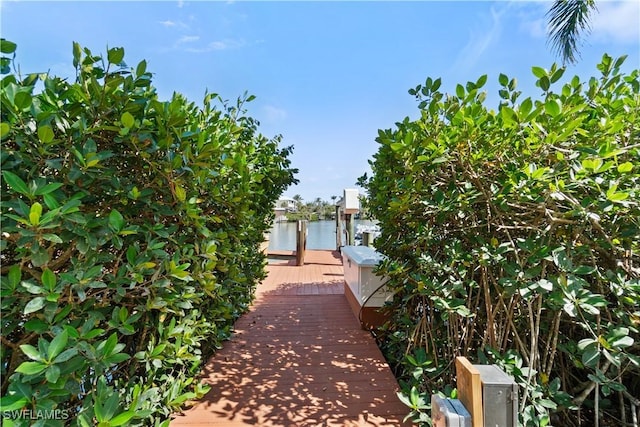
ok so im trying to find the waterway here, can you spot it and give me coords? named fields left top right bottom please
left=267, top=220, right=377, bottom=251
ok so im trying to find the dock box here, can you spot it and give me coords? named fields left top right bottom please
left=474, top=364, right=518, bottom=427
left=341, top=246, right=392, bottom=329
left=431, top=395, right=472, bottom=427
left=342, top=189, right=360, bottom=214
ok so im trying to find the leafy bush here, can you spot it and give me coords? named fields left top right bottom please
left=0, top=39, right=297, bottom=426
left=360, top=55, right=639, bottom=426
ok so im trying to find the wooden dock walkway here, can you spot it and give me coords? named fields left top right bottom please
left=170, top=250, right=409, bottom=426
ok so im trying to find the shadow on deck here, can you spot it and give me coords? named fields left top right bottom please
left=170, top=250, right=409, bottom=426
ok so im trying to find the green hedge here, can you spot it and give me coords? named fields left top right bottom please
left=0, top=40, right=297, bottom=426
left=360, top=55, right=639, bottom=426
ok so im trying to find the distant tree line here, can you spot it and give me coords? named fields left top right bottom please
left=283, top=195, right=338, bottom=221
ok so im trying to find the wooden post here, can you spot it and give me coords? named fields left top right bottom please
left=456, top=356, right=483, bottom=427
left=362, top=231, right=374, bottom=247
left=335, top=205, right=342, bottom=249
left=346, top=214, right=354, bottom=246
left=296, top=220, right=307, bottom=266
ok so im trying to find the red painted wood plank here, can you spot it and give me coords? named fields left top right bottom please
left=171, top=250, right=410, bottom=426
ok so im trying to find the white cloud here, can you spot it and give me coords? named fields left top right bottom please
left=177, top=35, right=199, bottom=44
left=514, top=2, right=548, bottom=39
left=591, top=1, right=640, bottom=44
left=177, top=0, right=184, bottom=8
left=515, top=1, right=639, bottom=45
left=185, top=38, right=247, bottom=53
left=263, top=105, right=288, bottom=122
left=159, top=19, right=190, bottom=30
left=455, top=4, right=511, bottom=69
left=522, top=18, right=546, bottom=39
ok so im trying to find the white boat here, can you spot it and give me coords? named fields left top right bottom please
left=354, top=224, right=381, bottom=245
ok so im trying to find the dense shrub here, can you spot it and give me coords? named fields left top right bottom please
left=0, top=39, right=297, bottom=426
left=360, top=55, right=639, bottom=426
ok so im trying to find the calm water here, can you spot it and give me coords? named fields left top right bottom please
left=268, top=220, right=376, bottom=251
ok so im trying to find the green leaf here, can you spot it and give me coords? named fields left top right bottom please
left=498, top=73, right=508, bottom=86
left=41, top=268, right=56, bottom=291
left=0, top=57, right=10, bottom=74
left=539, top=76, right=550, bottom=92
left=20, top=344, right=44, bottom=362
left=552, top=248, right=572, bottom=272
left=550, top=67, right=565, bottom=84
left=53, top=348, right=78, bottom=364
left=532, top=66, right=546, bottom=78
left=107, top=47, right=125, bottom=64
left=42, top=234, right=63, bottom=244
left=476, top=74, right=487, bottom=88
left=101, top=333, right=119, bottom=356
left=109, top=209, right=125, bottom=232
left=611, top=335, right=634, bottom=349
left=37, top=125, right=54, bottom=143
left=0, top=395, right=28, bottom=412
left=397, top=391, right=412, bottom=408
left=545, top=99, right=561, bottom=117
left=2, top=170, right=30, bottom=196
left=169, top=391, right=196, bottom=406
left=94, top=399, right=105, bottom=422
left=0, top=122, right=9, bottom=138
left=47, top=331, right=68, bottom=361
left=103, top=393, right=120, bottom=420
left=29, top=202, right=43, bottom=226
left=136, top=59, right=147, bottom=76
left=389, top=142, right=403, bottom=152
left=14, top=91, right=32, bottom=110
left=105, top=353, right=130, bottom=364
left=15, top=361, right=47, bottom=375
left=45, top=365, right=61, bottom=383
left=121, top=112, right=135, bottom=129
left=175, top=185, right=187, bottom=202
left=43, top=193, right=60, bottom=210
left=24, top=297, right=46, bottom=314
left=73, top=42, right=82, bottom=68
left=607, top=191, right=629, bottom=202
left=573, top=265, right=596, bottom=275
left=582, top=345, right=600, bottom=368
left=110, top=411, right=135, bottom=426
left=617, top=162, right=633, bottom=173
left=582, top=158, right=602, bottom=171
left=150, top=343, right=167, bottom=357
left=34, top=182, right=63, bottom=195
left=31, top=249, right=50, bottom=267
left=8, top=265, right=21, bottom=286
left=1, top=39, right=17, bottom=54
left=500, top=106, right=517, bottom=126
left=520, top=98, right=533, bottom=117
left=24, top=318, right=48, bottom=333
left=455, top=84, right=465, bottom=98
left=21, top=281, right=43, bottom=295
left=410, top=386, right=420, bottom=407
left=538, top=398, right=558, bottom=410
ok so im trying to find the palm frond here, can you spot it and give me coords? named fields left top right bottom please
left=547, top=0, right=598, bottom=65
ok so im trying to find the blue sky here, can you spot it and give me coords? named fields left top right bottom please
left=2, top=1, right=639, bottom=203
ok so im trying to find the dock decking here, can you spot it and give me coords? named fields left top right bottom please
left=170, top=250, right=409, bottom=426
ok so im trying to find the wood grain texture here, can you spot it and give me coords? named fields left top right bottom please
left=455, top=356, right=483, bottom=427
left=171, top=250, right=409, bottom=426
